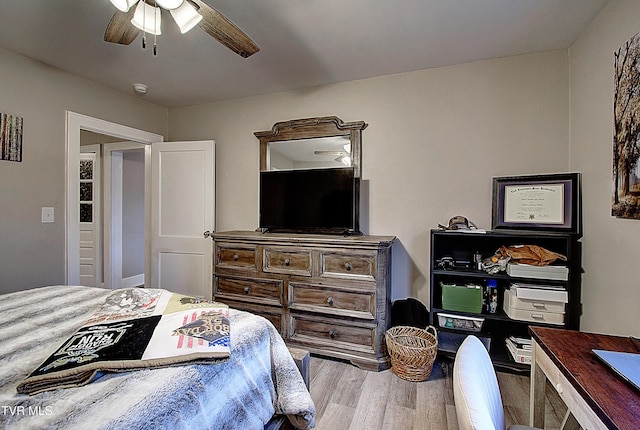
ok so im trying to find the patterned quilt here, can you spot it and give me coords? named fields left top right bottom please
left=0, top=286, right=316, bottom=429
left=18, top=288, right=231, bottom=395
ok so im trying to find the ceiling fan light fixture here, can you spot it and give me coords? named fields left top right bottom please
left=170, top=1, right=203, bottom=34
left=131, top=1, right=162, bottom=35
left=156, top=0, right=184, bottom=10
left=110, top=0, right=139, bottom=13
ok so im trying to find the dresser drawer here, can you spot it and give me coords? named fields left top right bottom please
left=320, top=251, right=377, bottom=281
left=216, top=244, right=258, bottom=271
left=214, top=276, right=283, bottom=306
left=219, top=300, right=284, bottom=334
left=288, top=282, right=376, bottom=320
left=263, top=248, right=312, bottom=276
left=289, top=314, right=376, bottom=354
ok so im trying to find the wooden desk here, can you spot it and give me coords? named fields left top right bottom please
left=529, top=327, right=640, bottom=430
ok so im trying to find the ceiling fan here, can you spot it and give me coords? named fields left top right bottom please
left=104, top=0, right=260, bottom=58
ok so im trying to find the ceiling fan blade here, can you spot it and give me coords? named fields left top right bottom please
left=104, top=9, right=140, bottom=45
left=191, top=0, right=260, bottom=58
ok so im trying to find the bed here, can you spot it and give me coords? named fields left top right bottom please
left=0, top=285, right=315, bottom=430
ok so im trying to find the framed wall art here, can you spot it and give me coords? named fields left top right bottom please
left=0, top=112, right=23, bottom=162
left=492, top=172, right=581, bottom=236
left=613, top=30, right=640, bottom=219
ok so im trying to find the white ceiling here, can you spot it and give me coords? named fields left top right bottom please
left=0, top=0, right=608, bottom=108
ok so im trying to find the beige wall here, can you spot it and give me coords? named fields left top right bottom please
left=0, top=46, right=167, bottom=293
left=569, top=0, right=640, bottom=336
left=169, top=50, right=571, bottom=312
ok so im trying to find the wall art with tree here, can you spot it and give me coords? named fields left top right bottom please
left=0, top=113, right=23, bottom=162
left=613, top=31, right=640, bottom=218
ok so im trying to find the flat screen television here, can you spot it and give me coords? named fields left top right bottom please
left=260, top=167, right=360, bottom=235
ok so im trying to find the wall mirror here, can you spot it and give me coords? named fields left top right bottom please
left=255, top=116, right=368, bottom=177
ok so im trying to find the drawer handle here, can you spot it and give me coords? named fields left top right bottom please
left=532, top=302, right=547, bottom=309
left=329, top=329, right=336, bottom=339
left=345, top=262, right=352, bottom=271
left=327, top=296, right=334, bottom=306
left=243, top=286, right=251, bottom=294
left=233, top=254, right=239, bottom=261
left=531, top=313, right=545, bottom=320
left=284, top=258, right=291, bottom=266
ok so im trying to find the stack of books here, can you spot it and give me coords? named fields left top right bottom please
left=505, top=336, right=532, bottom=364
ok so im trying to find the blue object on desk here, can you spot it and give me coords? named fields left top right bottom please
left=592, top=349, right=640, bottom=392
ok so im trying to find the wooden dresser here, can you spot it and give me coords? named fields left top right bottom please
left=212, top=230, right=395, bottom=371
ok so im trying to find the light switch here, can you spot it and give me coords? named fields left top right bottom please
left=41, top=207, right=54, bottom=223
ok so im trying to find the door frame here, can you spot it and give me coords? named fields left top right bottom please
left=66, top=111, right=163, bottom=285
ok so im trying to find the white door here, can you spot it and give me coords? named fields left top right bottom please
left=151, top=140, right=215, bottom=299
left=79, top=146, right=101, bottom=287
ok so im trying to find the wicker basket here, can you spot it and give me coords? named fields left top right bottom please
left=385, top=325, right=438, bottom=382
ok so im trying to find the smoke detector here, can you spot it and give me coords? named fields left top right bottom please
left=133, top=83, right=148, bottom=95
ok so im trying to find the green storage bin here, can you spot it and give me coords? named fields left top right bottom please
left=441, top=283, right=483, bottom=313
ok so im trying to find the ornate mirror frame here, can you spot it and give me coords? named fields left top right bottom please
left=254, top=116, right=368, bottom=178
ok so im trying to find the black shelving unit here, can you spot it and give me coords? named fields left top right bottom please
left=429, top=229, right=582, bottom=373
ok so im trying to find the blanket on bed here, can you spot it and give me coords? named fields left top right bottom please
left=0, top=286, right=315, bottom=430
left=17, top=288, right=231, bottom=395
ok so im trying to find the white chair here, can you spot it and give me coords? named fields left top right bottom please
left=453, top=335, right=540, bottom=430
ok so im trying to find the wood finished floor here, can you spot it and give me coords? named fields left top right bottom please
left=308, top=356, right=567, bottom=430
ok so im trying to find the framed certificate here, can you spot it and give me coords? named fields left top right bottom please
left=492, top=173, right=581, bottom=236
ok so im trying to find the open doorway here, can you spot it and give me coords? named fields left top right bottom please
left=103, top=142, right=147, bottom=289
left=67, top=112, right=216, bottom=298
left=66, top=112, right=163, bottom=287
left=79, top=133, right=147, bottom=289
